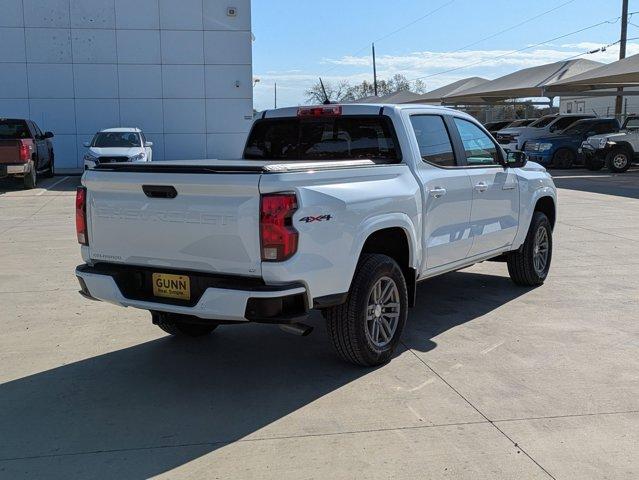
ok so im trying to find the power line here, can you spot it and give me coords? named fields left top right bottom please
left=451, top=0, right=576, bottom=53
left=409, top=14, right=630, bottom=82
left=321, top=0, right=455, bottom=75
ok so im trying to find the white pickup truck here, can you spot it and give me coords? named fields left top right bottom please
left=75, top=104, right=557, bottom=366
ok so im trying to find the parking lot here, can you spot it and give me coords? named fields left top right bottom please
left=1, top=170, right=638, bottom=479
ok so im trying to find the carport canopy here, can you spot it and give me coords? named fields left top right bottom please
left=444, top=59, right=603, bottom=104
left=404, top=77, right=489, bottom=104
left=544, top=53, right=639, bottom=94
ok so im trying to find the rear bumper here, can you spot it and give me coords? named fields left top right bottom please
left=0, top=163, right=29, bottom=176
left=75, top=264, right=308, bottom=322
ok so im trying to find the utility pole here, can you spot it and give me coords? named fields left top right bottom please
left=274, top=82, right=277, bottom=109
left=372, top=43, right=378, bottom=97
left=615, top=0, right=629, bottom=116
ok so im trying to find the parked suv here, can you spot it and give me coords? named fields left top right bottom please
left=75, top=104, right=556, bottom=366
left=83, top=128, right=153, bottom=170
left=523, top=118, right=620, bottom=168
left=0, top=118, right=54, bottom=189
left=580, top=115, right=639, bottom=173
left=516, top=114, right=594, bottom=150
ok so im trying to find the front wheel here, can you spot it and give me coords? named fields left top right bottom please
left=43, top=153, right=55, bottom=178
left=606, top=148, right=632, bottom=173
left=152, top=311, right=218, bottom=337
left=507, top=211, right=553, bottom=286
left=324, top=254, right=408, bottom=367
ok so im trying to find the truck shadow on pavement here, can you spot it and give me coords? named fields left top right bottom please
left=0, top=175, right=79, bottom=196
left=0, top=270, right=528, bottom=479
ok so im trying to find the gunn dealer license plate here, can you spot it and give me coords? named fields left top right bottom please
left=152, top=273, right=191, bottom=301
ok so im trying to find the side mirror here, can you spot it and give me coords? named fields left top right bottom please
left=144, top=141, right=153, bottom=147
left=505, top=150, right=527, bottom=168
left=44, top=131, right=54, bottom=138
left=83, top=142, right=90, bottom=147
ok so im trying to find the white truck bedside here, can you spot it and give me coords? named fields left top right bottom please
left=75, top=104, right=557, bottom=366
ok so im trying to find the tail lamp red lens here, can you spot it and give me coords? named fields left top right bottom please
left=76, top=187, right=88, bottom=245
left=260, top=193, right=298, bottom=261
left=18, top=140, right=30, bottom=162
left=297, top=106, right=342, bottom=117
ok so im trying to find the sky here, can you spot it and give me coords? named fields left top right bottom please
left=251, top=0, right=639, bottom=110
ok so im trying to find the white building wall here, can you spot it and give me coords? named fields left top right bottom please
left=0, top=0, right=253, bottom=172
left=559, top=88, right=639, bottom=117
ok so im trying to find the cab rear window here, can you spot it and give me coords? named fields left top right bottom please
left=0, top=119, right=30, bottom=139
left=243, top=116, right=401, bottom=162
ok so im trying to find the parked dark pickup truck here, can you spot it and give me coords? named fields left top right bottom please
left=0, top=118, right=55, bottom=189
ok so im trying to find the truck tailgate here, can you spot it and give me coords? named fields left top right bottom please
left=84, top=169, right=262, bottom=277
left=0, top=140, right=21, bottom=164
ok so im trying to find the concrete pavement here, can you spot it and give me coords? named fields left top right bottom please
left=0, top=170, right=638, bottom=479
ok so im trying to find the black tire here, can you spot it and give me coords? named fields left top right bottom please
left=585, top=157, right=604, bottom=171
left=323, top=254, right=408, bottom=367
left=23, top=161, right=36, bottom=189
left=606, top=148, right=632, bottom=173
left=552, top=148, right=575, bottom=169
left=507, top=211, right=552, bottom=286
left=43, top=153, right=55, bottom=178
left=152, top=311, right=218, bottom=337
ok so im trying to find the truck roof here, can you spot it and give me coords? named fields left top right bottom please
left=261, top=103, right=463, bottom=119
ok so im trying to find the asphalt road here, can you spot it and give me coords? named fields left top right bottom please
left=1, top=169, right=638, bottom=479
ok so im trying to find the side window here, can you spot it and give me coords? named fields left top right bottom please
left=453, top=118, right=500, bottom=166
left=596, top=122, right=617, bottom=134
left=32, top=122, right=43, bottom=138
left=409, top=115, right=457, bottom=167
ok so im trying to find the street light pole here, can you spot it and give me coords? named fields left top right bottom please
left=615, top=0, right=629, bottom=116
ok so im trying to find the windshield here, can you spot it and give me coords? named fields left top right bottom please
left=0, top=119, right=30, bottom=139
left=243, top=116, right=400, bottom=162
left=92, top=132, right=141, bottom=148
left=529, top=116, right=556, bottom=128
left=625, top=117, right=639, bottom=129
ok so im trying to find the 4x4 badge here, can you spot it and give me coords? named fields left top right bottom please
left=299, top=215, right=332, bottom=223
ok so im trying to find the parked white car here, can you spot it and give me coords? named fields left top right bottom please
left=83, top=128, right=153, bottom=170
left=75, top=104, right=556, bottom=366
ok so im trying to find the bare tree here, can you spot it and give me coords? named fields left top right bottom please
left=305, top=80, right=352, bottom=104
left=305, top=74, right=427, bottom=103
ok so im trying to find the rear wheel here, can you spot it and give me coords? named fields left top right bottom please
left=507, top=211, right=552, bottom=286
left=23, top=161, right=37, bottom=189
left=152, top=311, right=218, bottom=337
left=552, top=148, right=575, bottom=169
left=324, top=254, right=408, bottom=367
left=606, top=148, right=632, bottom=173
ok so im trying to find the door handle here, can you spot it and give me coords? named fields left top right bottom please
left=429, top=187, right=447, bottom=198
left=474, top=182, right=488, bottom=193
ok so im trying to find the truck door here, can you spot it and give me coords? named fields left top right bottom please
left=451, top=117, right=519, bottom=257
left=407, top=113, right=474, bottom=271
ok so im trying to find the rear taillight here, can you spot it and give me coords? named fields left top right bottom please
left=76, top=187, right=88, bottom=245
left=260, top=193, right=298, bottom=261
left=18, top=140, right=30, bottom=162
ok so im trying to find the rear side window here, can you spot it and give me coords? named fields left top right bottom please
left=0, top=119, right=30, bottom=139
left=595, top=121, right=619, bottom=134
left=243, top=116, right=400, bottom=162
left=410, top=115, right=456, bottom=167
left=453, top=118, right=500, bottom=166
left=552, top=116, right=590, bottom=131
